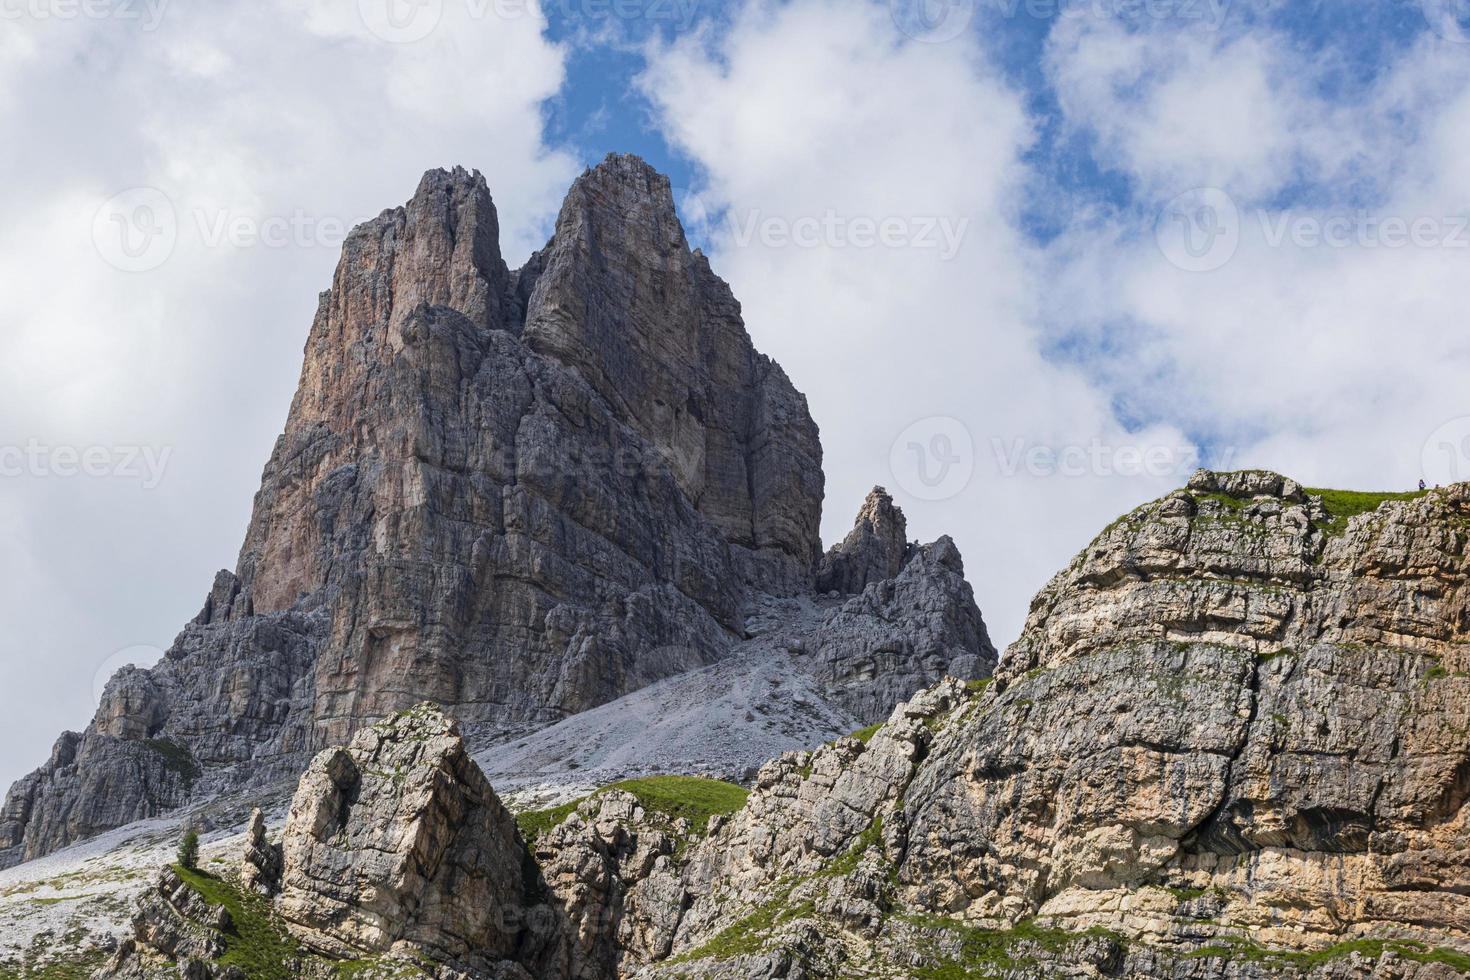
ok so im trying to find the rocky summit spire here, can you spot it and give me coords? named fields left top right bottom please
left=522, top=154, right=825, bottom=593
left=0, top=155, right=989, bottom=868
left=816, top=486, right=911, bottom=595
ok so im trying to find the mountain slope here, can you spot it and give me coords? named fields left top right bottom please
left=0, top=156, right=994, bottom=871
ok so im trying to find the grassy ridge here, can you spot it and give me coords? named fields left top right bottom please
left=516, top=775, right=749, bottom=843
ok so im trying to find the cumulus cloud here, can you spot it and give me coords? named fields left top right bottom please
left=0, top=0, right=577, bottom=790
left=638, top=0, right=1194, bottom=648
left=1039, top=16, right=1470, bottom=489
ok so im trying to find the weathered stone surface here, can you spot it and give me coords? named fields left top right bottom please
left=94, top=867, right=234, bottom=978
left=276, top=705, right=555, bottom=974
left=807, top=535, right=996, bottom=722
left=239, top=807, right=281, bottom=896
left=530, top=790, right=685, bottom=979
left=815, top=486, right=910, bottom=595
left=521, top=154, right=824, bottom=596
left=636, top=474, right=1470, bottom=978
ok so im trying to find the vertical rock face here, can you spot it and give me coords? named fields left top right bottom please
left=233, top=158, right=758, bottom=748
left=520, top=155, right=824, bottom=594
left=1, top=154, right=991, bottom=869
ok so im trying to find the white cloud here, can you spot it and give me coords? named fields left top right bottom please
left=639, top=0, right=1193, bottom=650
left=0, top=0, right=577, bottom=791
left=1040, top=20, right=1470, bottom=492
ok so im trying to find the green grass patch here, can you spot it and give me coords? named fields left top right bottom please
left=824, top=815, right=884, bottom=878
left=516, top=776, right=750, bottom=844
left=173, top=864, right=301, bottom=979
left=901, top=915, right=1127, bottom=978
left=334, top=957, right=431, bottom=979
left=966, top=677, right=994, bottom=693
left=515, top=799, right=584, bottom=843
left=1185, top=934, right=1470, bottom=972
left=605, top=776, right=748, bottom=836
left=1194, top=491, right=1249, bottom=513
left=849, top=723, right=884, bottom=745
left=1307, top=487, right=1429, bottom=536
left=667, top=885, right=814, bottom=964
left=1255, top=648, right=1296, bottom=662
left=0, top=953, right=107, bottom=980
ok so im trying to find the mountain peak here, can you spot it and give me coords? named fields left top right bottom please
left=0, top=155, right=990, bottom=871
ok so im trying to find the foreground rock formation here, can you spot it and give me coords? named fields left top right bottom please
left=94, top=475, right=1470, bottom=980
left=635, top=473, right=1470, bottom=977
left=0, top=156, right=993, bottom=870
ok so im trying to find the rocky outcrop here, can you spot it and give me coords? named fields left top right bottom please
left=816, top=486, right=910, bottom=595
left=633, top=473, right=1470, bottom=977
left=2, top=155, right=993, bottom=869
left=239, top=807, right=281, bottom=896
left=88, top=475, right=1470, bottom=978
left=275, top=705, right=557, bottom=974
left=808, top=534, right=996, bottom=721
left=530, top=791, right=690, bottom=979
left=95, top=868, right=236, bottom=979
left=519, top=154, right=824, bottom=596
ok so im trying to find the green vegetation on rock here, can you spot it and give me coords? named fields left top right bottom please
left=0, top=953, right=107, bottom=980
left=604, top=776, right=748, bottom=836
left=143, top=738, right=201, bottom=781
left=1185, top=933, right=1470, bottom=972
left=174, top=864, right=301, bottom=979
left=667, top=882, right=814, bottom=965
left=516, top=775, right=749, bottom=843
left=1307, top=487, right=1428, bottom=536
left=901, top=915, right=1127, bottom=979
left=515, top=799, right=584, bottom=842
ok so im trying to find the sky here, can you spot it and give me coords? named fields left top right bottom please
left=2, top=0, right=1469, bottom=792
